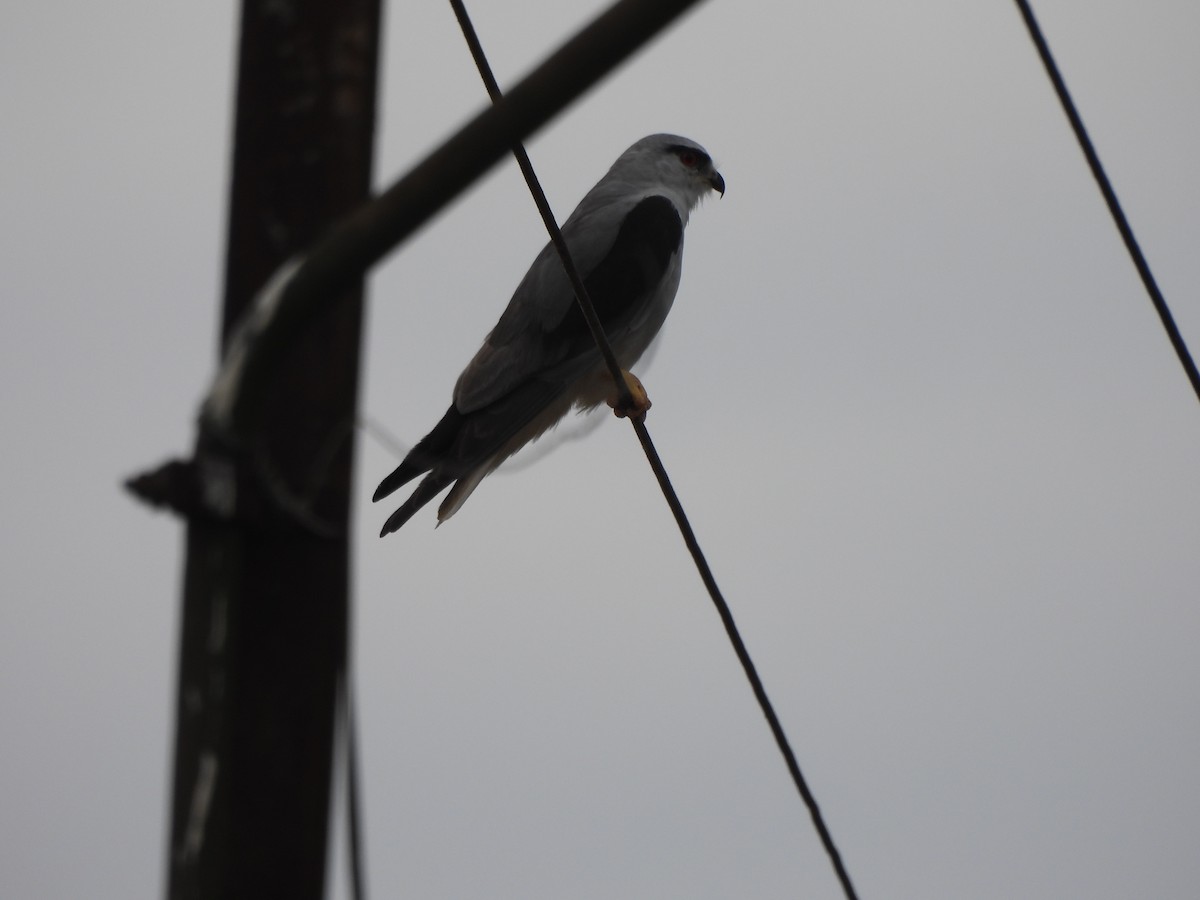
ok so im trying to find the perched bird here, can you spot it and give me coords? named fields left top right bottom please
left=374, top=133, right=724, bottom=535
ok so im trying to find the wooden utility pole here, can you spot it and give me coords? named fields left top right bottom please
left=164, top=2, right=382, bottom=897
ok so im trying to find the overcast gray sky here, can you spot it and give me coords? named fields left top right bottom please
left=3, top=1, right=1199, bottom=898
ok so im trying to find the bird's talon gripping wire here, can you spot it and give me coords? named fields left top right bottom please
left=607, top=370, right=651, bottom=421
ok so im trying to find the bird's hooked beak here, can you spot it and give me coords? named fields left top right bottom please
left=709, top=171, right=726, bottom=197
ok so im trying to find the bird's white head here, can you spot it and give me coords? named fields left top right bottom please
left=607, top=133, right=725, bottom=215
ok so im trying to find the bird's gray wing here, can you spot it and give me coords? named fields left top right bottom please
left=453, top=191, right=682, bottom=413
left=375, top=192, right=685, bottom=513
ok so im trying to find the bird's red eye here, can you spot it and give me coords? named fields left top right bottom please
left=678, top=151, right=698, bottom=168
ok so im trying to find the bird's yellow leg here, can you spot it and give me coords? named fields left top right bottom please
left=607, top=370, right=652, bottom=421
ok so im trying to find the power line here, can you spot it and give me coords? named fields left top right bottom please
left=1014, top=0, right=1200, bottom=404
left=448, top=3, right=860, bottom=898
left=340, top=670, right=368, bottom=900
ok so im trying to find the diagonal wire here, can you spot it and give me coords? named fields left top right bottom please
left=1014, top=0, right=1200, bottom=404
left=340, top=668, right=368, bottom=900
left=449, top=3, right=860, bottom=898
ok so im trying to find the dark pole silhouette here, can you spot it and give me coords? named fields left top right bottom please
left=164, top=2, right=382, bottom=897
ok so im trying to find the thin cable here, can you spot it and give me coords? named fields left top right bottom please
left=449, top=3, right=860, bottom=898
left=359, top=414, right=413, bottom=461
left=627, top=415, right=860, bottom=899
left=338, top=667, right=368, bottom=900
left=1014, top=0, right=1200, bottom=403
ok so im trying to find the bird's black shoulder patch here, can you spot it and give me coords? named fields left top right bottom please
left=611, top=194, right=684, bottom=274
left=597, top=195, right=686, bottom=297
left=546, top=195, right=682, bottom=353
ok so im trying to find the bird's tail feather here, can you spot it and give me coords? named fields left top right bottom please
left=379, top=471, right=455, bottom=536
left=436, top=463, right=492, bottom=524
left=372, top=457, right=425, bottom=503
left=373, top=405, right=464, bottom=502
